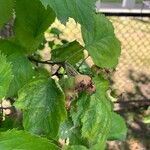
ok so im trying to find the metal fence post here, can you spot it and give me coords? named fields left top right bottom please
left=122, top=0, right=136, bottom=8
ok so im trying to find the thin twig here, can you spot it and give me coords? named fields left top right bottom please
left=28, top=57, right=64, bottom=65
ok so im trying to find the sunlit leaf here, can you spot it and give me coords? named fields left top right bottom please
left=64, top=145, right=87, bottom=150
left=82, top=14, right=121, bottom=68
left=0, top=52, right=13, bottom=99
left=51, top=41, right=84, bottom=65
left=15, top=77, right=67, bottom=138
left=0, top=130, right=60, bottom=150
left=81, top=76, right=112, bottom=147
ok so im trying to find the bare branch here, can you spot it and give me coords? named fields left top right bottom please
left=28, top=56, right=65, bottom=65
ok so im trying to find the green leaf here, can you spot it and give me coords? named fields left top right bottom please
left=77, top=62, right=92, bottom=75
left=50, top=27, right=63, bottom=36
left=59, top=120, right=73, bottom=140
left=71, top=92, right=90, bottom=127
left=143, top=115, right=150, bottom=124
left=7, top=52, right=35, bottom=97
left=90, top=143, right=106, bottom=150
left=0, top=117, right=14, bottom=131
left=15, top=77, right=67, bottom=138
left=51, top=41, right=84, bottom=65
left=81, top=76, right=112, bottom=146
left=0, top=115, right=22, bottom=131
left=64, top=145, right=87, bottom=150
left=60, top=77, right=75, bottom=91
left=14, top=0, right=56, bottom=52
left=70, top=76, right=112, bottom=149
left=40, top=0, right=96, bottom=30
left=0, top=39, right=26, bottom=56
left=82, top=14, right=121, bottom=68
left=0, top=40, right=33, bottom=97
left=0, top=130, right=60, bottom=150
left=0, top=52, right=13, bottom=100
left=0, top=0, right=14, bottom=29
left=108, top=112, right=127, bottom=140
left=59, top=120, right=88, bottom=146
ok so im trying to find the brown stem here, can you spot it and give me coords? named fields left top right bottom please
left=28, top=56, right=65, bottom=65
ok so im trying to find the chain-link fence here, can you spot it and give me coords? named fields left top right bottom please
left=110, top=16, right=150, bottom=100
left=47, top=15, right=150, bottom=100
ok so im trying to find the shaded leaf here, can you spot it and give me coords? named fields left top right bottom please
left=0, top=0, right=14, bottom=29
left=0, top=130, right=60, bottom=150
left=59, top=120, right=88, bottom=146
left=7, top=52, right=35, bottom=97
left=0, top=39, right=26, bottom=56
left=0, top=52, right=13, bottom=99
left=0, top=115, right=22, bottom=131
left=60, top=77, right=75, bottom=91
left=64, top=145, right=87, bottom=150
left=90, top=143, right=106, bottom=150
left=50, top=27, right=63, bottom=36
left=81, top=75, right=112, bottom=146
left=77, top=62, right=92, bottom=75
left=15, top=77, right=67, bottom=138
left=14, top=0, right=56, bottom=52
left=108, top=112, right=127, bottom=140
left=40, top=0, right=96, bottom=30
left=0, top=40, right=33, bottom=97
left=51, top=41, right=84, bottom=65
left=71, top=92, right=90, bottom=127
left=82, top=14, right=121, bottom=68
